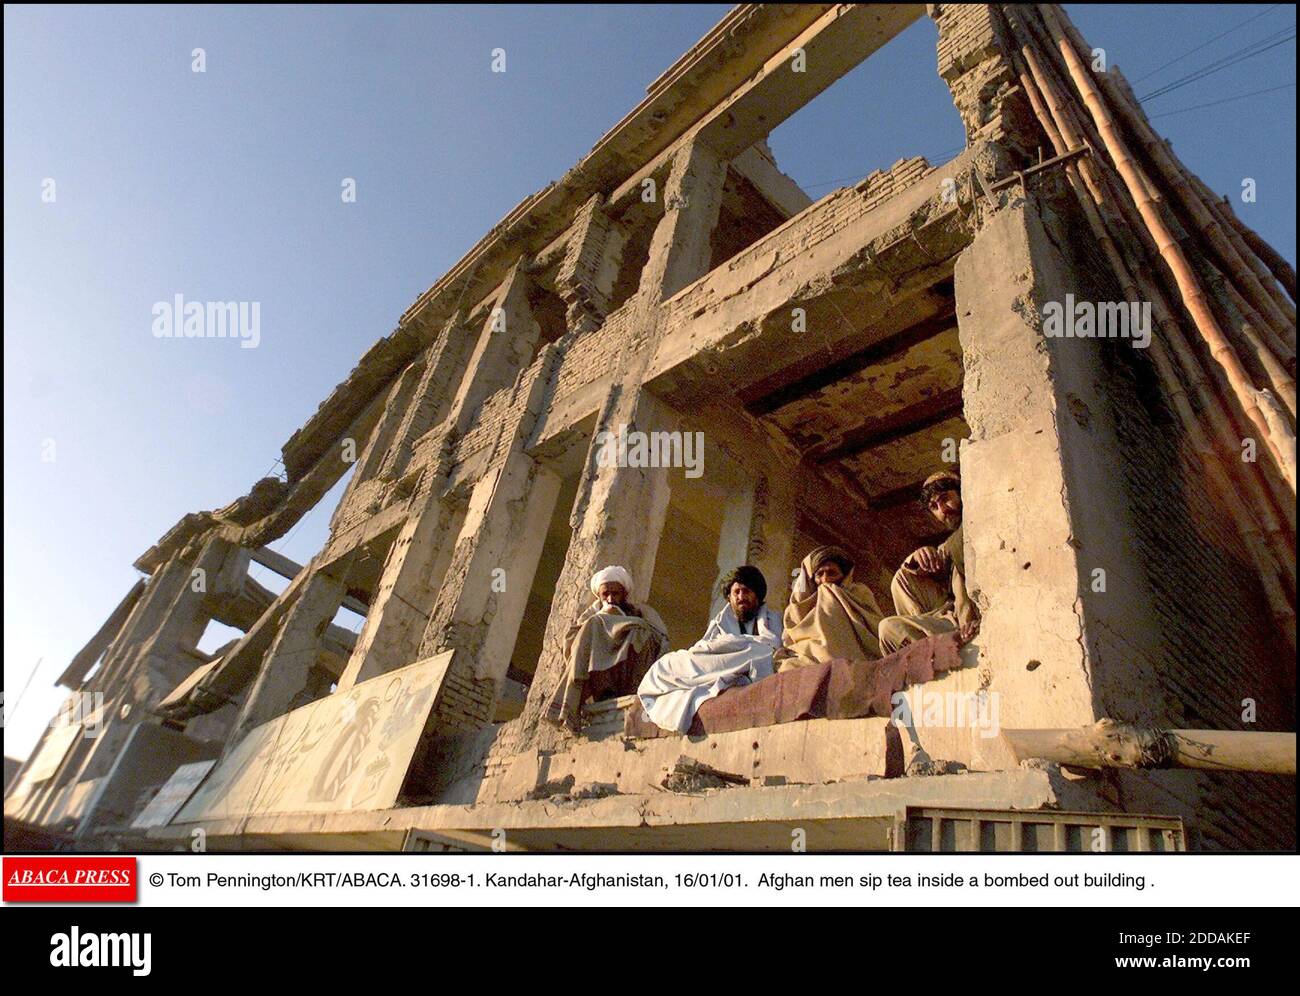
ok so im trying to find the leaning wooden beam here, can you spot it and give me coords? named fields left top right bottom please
left=1256, top=389, right=1298, bottom=491
left=1089, top=59, right=1297, bottom=343
left=1223, top=205, right=1299, bottom=304
left=1009, top=6, right=1295, bottom=546
left=1104, top=59, right=1298, bottom=335
left=1004, top=721, right=1296, bottom=776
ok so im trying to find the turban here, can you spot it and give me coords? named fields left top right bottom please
left=720, top=565, right=768, bottom=603
left=590, top=565, right=633, bottom=598
left=809, top=545, right=853, bottom=576
left=920, top=470, right=961, bottom=507
left=791, top=545, right=855, bottom=602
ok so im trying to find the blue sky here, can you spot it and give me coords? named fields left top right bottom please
left=4, top=4, right=1295, bottom=761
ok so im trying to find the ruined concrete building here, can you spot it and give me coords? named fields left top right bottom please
left=8, top=4, right=1295, bottom=852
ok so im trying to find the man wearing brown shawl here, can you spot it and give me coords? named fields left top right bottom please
left=878, top=470, right=979, bottom=654
left=545, top=565, right=669, bottom=732
left=775, top=545, right=884, bottom=672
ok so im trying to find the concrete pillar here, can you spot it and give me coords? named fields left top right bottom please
left=335, top=494, right=464, bottom=691
left=420, top=456, right=564, bottom=673
left=954, top=194, right=1162, bottom=730
left=29, top=534, right=242, bottom=825
left=74, top=723, right=219, bottom=837
left=226, top=569, right=347, bottom=749
left=745, top=469, right=799, bottom=612
left=410, top=350, right=566, bottom=716
left=556, top=194, right=622, bottom=335
left=707, top=478, right=757, bottom=620
left=517, top=388, right=677, bottom=731
left=516, top=138, right=727, bottom=744
left=642, top=139, right=726, bottom=305
left=446, top=264, right=542, bottom=436
left=57, top=579, right=147, bottom=689
left=350, top=358, right=427, bottom=483
left=378, top=314, right=478, bottom=481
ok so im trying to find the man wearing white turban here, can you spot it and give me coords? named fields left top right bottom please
left=544, top=565, right=669, bottom=732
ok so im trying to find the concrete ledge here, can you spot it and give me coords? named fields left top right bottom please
left=152, top=766, right=1109, bottom=852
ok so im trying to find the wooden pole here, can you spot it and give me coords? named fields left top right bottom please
left=1013, top=5, right=1297, bottom=541
left=1100, top=50, right=1296, bottom=315
left=1213, top=276, right=1297, bottom=420
left=1003, top=721, right=1296, bottom=776
left=1001, top=6, right=1296, bottom=642
left=1227, top=206, right=1299, bottom=303
left=1100, top=67, right=1298, bottom=342
left=1036, top=5, right=1292, bottom=484
left=1049, top=9, right=1299, bottom=335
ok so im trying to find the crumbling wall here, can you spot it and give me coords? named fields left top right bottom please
left=931, top=4, right=1035, bottom=158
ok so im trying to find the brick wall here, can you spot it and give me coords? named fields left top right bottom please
left=930, top=4, right=1032, bottom=155
left=1041, top=194, right=1295, bottom=850
left=554, top=304, right=636, bottom=399
left=1101, top=340, right=1294, bottom=849
left=456, top=384, right=514, bottom=458
left=432, top=651, right=497, bottom=734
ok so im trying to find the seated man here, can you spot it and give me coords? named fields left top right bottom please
left=878, top=470, right=979, bottom=654
left=775, top=545, right=883, bottom=672
left=638, top=565, right=782, bottom=734
left=545, top=565, right=669, bottom=732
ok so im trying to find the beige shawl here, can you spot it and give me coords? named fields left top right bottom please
left=546, top=601, right=669, bottom=729
left=778, top=545, right=884, bottom=670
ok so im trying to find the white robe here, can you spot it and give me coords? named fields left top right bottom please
left=637, top=604, right=783, bottom=734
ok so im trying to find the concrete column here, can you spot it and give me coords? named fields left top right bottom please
left=29, top=534, right=241, bottom=824
left=412, top=350, right=566, bottom=706
left=955, top=194, right=1162, bottom=730
left=708, top=478, right=757, bottom=620
left=350, top=358, right=427, bottom=483
left=641, top=139, right=726, bottom=305
left=446, top=264, right=542, bottom=436
left=518, top=388, right=677, bottom=735
left=515, top=138, right=726, bottom=744
left=420, top=455, right=564, bottom=676
left=57, top=579, right=147, bottom=689
left=378, top=314, right=478, bottom=481
left=335, top=493, right=464, bottom=691
left=226, top=569, right=348, bottom=749
left=745, top=469, right=799, bottom=611
left=556, top=194, right=622, bottom=335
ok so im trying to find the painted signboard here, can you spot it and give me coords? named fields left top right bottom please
left=174, top=651, right=453, bottom=824
left=131, top=760, right=217, bottom=829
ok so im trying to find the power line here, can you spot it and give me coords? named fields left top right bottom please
left=1147, top=81, right=1296, bottom=119
left=1139, top=27, right=1296, bottom=102
left=1131, top=4, right=1287, bottom=84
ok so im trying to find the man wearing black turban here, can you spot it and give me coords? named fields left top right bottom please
left=638, top=565, right=782, bottom=733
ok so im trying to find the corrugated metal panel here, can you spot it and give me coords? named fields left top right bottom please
left=892, top=807, right=1186, bottom=852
